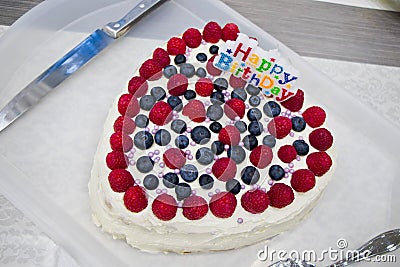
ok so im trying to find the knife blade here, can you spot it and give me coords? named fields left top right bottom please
left=0, top=0, right=167, bottom=132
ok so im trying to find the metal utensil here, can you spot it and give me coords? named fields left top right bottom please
left=0, top=0, right=167, bottom=132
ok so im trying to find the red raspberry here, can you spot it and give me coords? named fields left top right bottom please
left=110, top=131, right=133, bottom=152
left=291, top=169, right=316, bottom=192
left=149, top=101, right=173, bottom=126
left=268, top=116, right=292, bottom=139
left=163, top=148, right=186, bottom=169
left=212, top=157, right=237, bottom=182
left=108, top=169, right=134, bottom=192
left=106, top=151, right=128, bottom=170
left=281, top=89, right=304, bottom=112
left=222, top=23, right=240, bottom=42
left=306, top=151, right=332, bottom=176
left=113, top=116, right=136, bottom=134
left=182, top=100, right=206, bottom=123
left=224, top=98, right=245, bottom=119
left=152, top=48, right=170, bottom=68
left=309, top=128, right=333, bottom=151
left=250, top=145, right=273, bottom=169
left=277, top=145, right=297, bottom=163
left=118, top=94, right=140, bottom=118
left=182, top=28, right=202, bottom=48
left=218, top=125, right=241, bottom=146
left=152, top=194, right=178, bottom=221
left=241, top=189, right=270, bottom=214
left=207, top=55, right=223, bottom=76
left=209, top=192, right=237, bottom=218
left=182, top=195, right=209, bottom=220
left=302, top=106, right=326, bottom=128
left=229, top=74, right=246, bottom=89
left=195, top=78, right=214, bottom=97
left=139, top=58, right=162, bottom=81
left=203, top=21, right=222, bottom=43
left=128, top=76, right=148, bottom=97
left=167, top=37, right=186, bottom=55
left=267, top=183, right=295, bottom=208
left=167, top=74, right=189, bottom=96
left=124, top=186, right=148, bottom=213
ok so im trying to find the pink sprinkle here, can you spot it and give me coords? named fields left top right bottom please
left=214, top=155, right=219, bottom=160
left=175, top=115, right=179, bottom=119
left=188, top=155, right=193, bottom=160
left=245, top=104, right=250, bottom=109
left=206, top=168, right=212, bottom=174
left=224, top=92, right=230, bottom=97
left=185, top=150, right=191, bottom=155
left=185, top=52, right=190, bottom=57
left=284, top=168, right=290, bottom=173
left=191, top=141, right=196, bottom=146
left=145, top=127, right=150, bottom=132
left=261, top=187, right=267, bottom=192
left=237, top=218, right=244, bottom=224
left=188, top=48, right=192, bottom=52
left=224, top=97, right=229, bottom=102
left=151, top=129, right=157, bottom=134
left=296, top=156, right=301, bottom=161
left=253, top=184, right=259, bottom=189
left=268, top=180, right=274, bottom=185
left=201, top=40, right=207, bottom=45
left=162, top=189, right=168, bottom=194
left=154, top=149, right=160, bottom=155
left=224, top=144, right=230, bottom=150
left=289, top=163, right=294, bottom=168
left=154, top=157, right=160, bottom=163
left=235, top=116, right=240, bottom=122
left=215, top=189, right=220, bottom=193
left=154, top=125, right=159, bottom=131
left=204, top=100, right=210, bottom=106
left=241, top=184, right=245, bottom=189
left=127, top=152, right=134, bottom=159
left=166, top=144, right=172, bottom=149
left=289, top=132, right=295, bottom=137
left=148, top=152, right=154, bottom=157
left=264, top=128, right=269, bottom=133
left=172, top=115, right=178, bottom=120
left=299, top=136, right=304, bottom=140
left=285, top=173, right=289, bottom=178
left=129, top=160, right=136, bottom=166
left=298, top=111, right=303, bottom=115
left=131, top=147, right=136, bottom=153
left=174, top=169, right=180, bottom=174
left=289, top=169, right=295, bottom=174
left=159, top=162, right=165, bottom=168
left=135, top=179, right=141, bottom=184
left=222, top=90, right=227, bottom=94
left=191, top=190, right=197, bottom=195
left=264, top=118, right=270, bottom=122
left=173, top=110, right=178, bottom=115
left=158, top=172, right=164, bottom=178
left=205, top=117, right=211, bottom=122
left=239, top=142, right=244, bottom=147
left=186, top=127, right=192, bottom=133
left=156, top=189, right=162, bottom=194
left=208, top=192, right=213, bottom=197
left=177, top=202, right=183, bottom=208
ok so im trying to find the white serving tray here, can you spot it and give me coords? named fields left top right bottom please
left=0, top=0, right=399, bottom=266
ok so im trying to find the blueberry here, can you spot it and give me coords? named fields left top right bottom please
left=143, top=174, right=159, bottom=190
left=150, top=86, right=166, bottom=101
left=196, top=147, right=214, bottom=165
left=134, top=131, right=153, bottom=150
left=163, top=65, right=177, bottom=78
left=175, top=135, right=189, bottom=149
left=269, top=165, right=285, bottom=181
left=227, top=146, right=246, bottom=164
left=180, top=63, right=195, bottom=78
left=136, top=156, right=154, bottom=173
left=140, top=95, right=156, bottom=111
left=291, top=116, right=306, bottom=132
left=174, top=54, right=186, bottom=65
left=184, top=90, right=196, bottom=100
left=191, top=126, right=211, bottom=144
left=154, top=129, right=171, bottom=146
left=211, top=141, right=225, bottom=155
left=209, top=45, right=219, bottom=54
left=209, top=121, right=222, bottom=133
left=163, top=172, right=179, bottom=188
left=207, top=105, right=223, bottom=121
left=196, top=53, right=208, bottom=62
left=293, top=140, right=309, bottom=156
left=263, top=101, right=281, bottom=117
left=242, top=135, right=258, bottom=151
left=241, top=166, right=260, bottom=185
left=246, top=84, right=261, bottom=96
left=249, top=95, right=261, bottom=107
left=263, top=135, right=276, bottom=148
left=214, top=78, right=228, bottom=91
left=234, top=121, right=247, bottom=133
left=180, top=164, right=198, bottom=183
left=175, top=183, right=192, bottom=201
left=210, top=91, right=225, bottom=105
left=196, top=67, right=207, bottom=78
left=247, top=108, right=262, bottom=121
left=231, top=88, right=247, bottom=101
left=248, top=121, right=263, bottom=136
left=171, top=119, right=187, bottom=134
left=135, top=114, right=149, bottom=128
left=225, top=179, right=241, bottom=195
left=199, top=174, right=214, bottom=189
left=167, top=95, right=183, bottom=111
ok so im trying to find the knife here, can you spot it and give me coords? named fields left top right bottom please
left=0, top=0, right=167, bottom=132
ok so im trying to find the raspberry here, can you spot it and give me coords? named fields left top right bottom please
left=182, top=28, right=202, bottom=48
left=113, top=116, right=136, bottom=134
left=218, top=125, right=241, bottom=146
left=106, top=151, right=128, bottom=170
left=212, top=157, right=237, bottom=182
left=139, top=58, right=162, bottom=81
left=229, top=74, right=246, bottom=89
left=167, top=37, right=186, bottom=55
left=203, top=21, right=222, bottom=43
left=267, top=183, right=294, bottom=208
left=224, top=98, right=245, bottom=119
left=291, top=169, right=316, bottom=192
left=149, top=101, right=173, bottom=126
left=167, top=74, right=189, bottom=96
left=268, top=116, right=292, bottom=139
left=277, top=145, right=297, bottom=163
left=182, top=195, right=209, bottom=220
left=182, top=100, right=206, bottom=123
left=128, top=76, right=148, bottom=97
left=152, top=193, right=178, bottom=221
left=207, top=55, right=223, bottom=76
left=195, top=78, right=214, bottom=97
left=123, top=186, right=148, bottom=213
left=209, top=192, right=237, bottom=218
left=281, top=89, right=304, bottom=112
left=152, top=48, right=171, bottom=68
left=108, top=169, right=134, bottom=192
left=118, top=94, right=140, bottom=118
left=222, top=23, right=240, bottom=41
left=241, top=189, right=270, bottom=214
left=250, top=145, right=273, bottom=169
left=306, top=151, right=332, bottom=176
left=163, top=148, right=186, bottom=169
left=302, top=106, right=326, bottom=128
left=110, top=131, right=133, bottom=152
left=309, top=128, right=333, bottom=151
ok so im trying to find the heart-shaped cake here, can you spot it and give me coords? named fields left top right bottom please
left=88, top=21, right=334, bottom=253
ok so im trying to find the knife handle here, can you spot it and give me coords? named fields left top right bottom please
left=103, top=0, right=167, bottom=39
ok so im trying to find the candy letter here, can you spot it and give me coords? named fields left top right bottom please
left=270, top=64, right=284, bottom=75
left=234, top=43, right=252, bottom=62
left=276, top=88, right=295, bottom=101
left=242, top=66, right=252, bottom=79
left=271, top=87, right=281, bottom=95
left=256, top=58, right=272, bottom=73
left=259, top=75, right=274, bottom=89
left=279, top=72, right=298, bottom=84
left=215, top=53, right=233, bottom=71
left=249, top=73, right=260, bottom=86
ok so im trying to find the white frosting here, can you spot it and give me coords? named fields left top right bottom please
left=88, top=40, right=335, bottom=253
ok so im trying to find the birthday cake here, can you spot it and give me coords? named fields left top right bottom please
left=88, top=22, right=334, bottom=253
